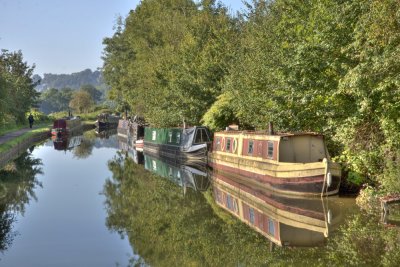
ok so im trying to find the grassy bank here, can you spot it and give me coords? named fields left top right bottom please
left=0, top=125, right=51, bottom=153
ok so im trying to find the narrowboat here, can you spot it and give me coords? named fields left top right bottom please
left=117, top=116, right=146, bottom=148
left=95, top=113, right=120, bottom=129
left=208, top=125, right=341, bottom=197
left=143, top=126, right=212, bottom=160
left=212, top=171, right=341, bottom=247
left=51, top=117, right=82, bottom=136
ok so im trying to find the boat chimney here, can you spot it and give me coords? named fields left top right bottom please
left=183, top=118, right=186, bottom=129
left=268, top=122, right=274, bottom=135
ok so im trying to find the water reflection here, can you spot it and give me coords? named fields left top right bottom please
left=104, top=142, right=400, bottom=266
left=52, top=135, right=82, bottom=151
left=144, top=154, right=210, bottom=193
left=118, top=134, right=144, bottom=165
left=95, top=128, right=117, bottom=139
left=0, top=150, right=43, bottom=253
left=212, top=171, right=341, bottom=247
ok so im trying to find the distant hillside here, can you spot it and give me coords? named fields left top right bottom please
left=35, top=69, right=105, bottom=91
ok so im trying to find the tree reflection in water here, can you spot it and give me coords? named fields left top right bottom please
left=104, top=154, right=400, bottom=266
left=0, top=149, right=43, bottom=253
left=72, top=131, right=95, bottom=159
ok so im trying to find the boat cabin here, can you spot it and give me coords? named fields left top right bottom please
left=144, top=126, right=212, bottom=149
left=212, top=131, right=329, bottom=163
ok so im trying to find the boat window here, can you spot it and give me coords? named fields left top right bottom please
left=216, top=189, right=222, bottom=203
left=226, top=195, right=233, bottom=210
left=268, top=218, right=275, bottom=235
left=233, top=199, right=239, bottom=214
left=226, top=138, right=231, bottom=152
left=152, top=130, right=156, bottom=141
left=168, top=132, right=173, bottom=142
left=268, top=141, right=274, bottom=158
left=216, top=137, right=221, bottom=150
left=176, top=133, right=180, bottom=144
left=194, top=129, right=204, bottom=143
left=193, top=128, right=211, bottom=144
left=249, top=208, right=255, bottom=224
left=248, top=140, right=254, bottom=155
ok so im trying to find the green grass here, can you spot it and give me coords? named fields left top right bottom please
left=0, top=125, right=51, bottom=153
left=50, top=108, right=113, bottom=121
left=0, top=122, right=23, bottom=136
left=0, top=121, right=52, bottom=136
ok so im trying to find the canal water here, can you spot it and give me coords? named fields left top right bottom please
left=0, top=130, right=399, bottom=266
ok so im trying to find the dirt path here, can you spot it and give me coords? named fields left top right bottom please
left=0, top=128, right=32, bottom=145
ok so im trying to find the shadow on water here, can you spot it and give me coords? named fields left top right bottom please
left=103, top=145, right=400, bottom=266
left=0, top=148, right=43, bottom=253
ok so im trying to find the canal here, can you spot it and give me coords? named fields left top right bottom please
left=0, top=130, right=399, bottom=266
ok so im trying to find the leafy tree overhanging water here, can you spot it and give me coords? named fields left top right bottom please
left=102, top=0, right=400, bottom=193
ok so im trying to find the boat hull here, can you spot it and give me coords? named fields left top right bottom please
left=208, top=152, right=341, bottom=197
left=144, top=142, right=207, bottom=162
left=51, top=118, right=82, bottom=136
left=95, top=121, right=118, bottom=129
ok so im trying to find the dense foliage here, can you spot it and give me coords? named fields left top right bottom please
left=102, top=0, right=400, bottom=192
left=39, top=84, right=102, bottom=114
left=39, top=87, right=74, bottom=114
left=0, top=49, right=39, bottom=125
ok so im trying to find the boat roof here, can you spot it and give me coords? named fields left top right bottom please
left=215, top=130, right=324, bottom=137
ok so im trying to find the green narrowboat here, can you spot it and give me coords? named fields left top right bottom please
left=143, top=126, right=212, bottom=160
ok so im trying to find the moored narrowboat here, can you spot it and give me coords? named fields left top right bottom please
left=95, top=113, right=120, bottom=129
left=208, top=126, right=341, bottom=197
left=212, top=171, right=341, bottom=247
left=143, top=126, right=212, bottom=160
left=117, top=116, right=146, bottom=148
left=51, top=117, right=81, bottom=136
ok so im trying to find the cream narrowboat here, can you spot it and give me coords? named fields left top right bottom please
left=208, top=126, right=341, bottom=197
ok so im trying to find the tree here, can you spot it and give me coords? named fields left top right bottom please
left=69, top=90, right=93, bottom=113
left=80, top=84, right=102, bottom=103
left=0, top=49, right=39, bottom=124
left=39, top=87, right=74, bottom=114
left=102, top=0, right=238, bottom=126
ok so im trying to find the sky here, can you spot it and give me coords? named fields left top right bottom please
left=0, top=0, right=246, bottom=77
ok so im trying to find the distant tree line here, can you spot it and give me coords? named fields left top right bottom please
left=0, top=49, right=39, bottom=125
left=34, top=69, right=105, bottom=91
left=39, top=84, right=103, bottom=114
left=102, top=0, right=400, bottom=193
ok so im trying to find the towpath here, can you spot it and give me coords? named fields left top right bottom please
left=0, top=128, right=32, bottom=145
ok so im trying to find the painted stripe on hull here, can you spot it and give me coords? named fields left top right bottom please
left=210, top=161, right=340, bottom=196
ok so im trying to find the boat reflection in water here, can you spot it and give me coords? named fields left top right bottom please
left=118, top=132, right=209, bottom=192
left=95, top=128, right=117, bottom=139
left=118, top=133, right=144, bottom=165
left=144, top=154, right=210, bottom=193
left=212, top=171, right=341, bottom=247
left=52, top=131, right=83, bottom=151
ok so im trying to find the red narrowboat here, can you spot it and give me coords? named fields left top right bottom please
left=51, top=117, right=81, bottom=136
